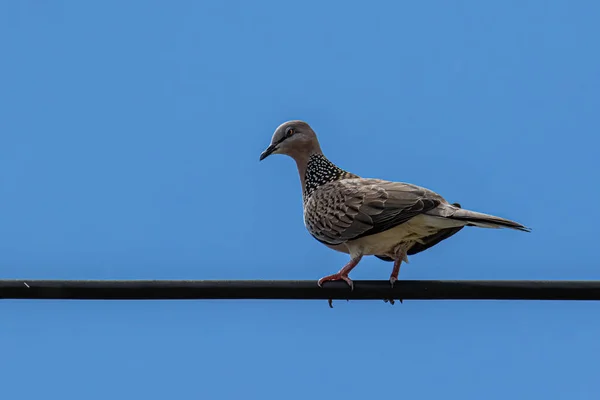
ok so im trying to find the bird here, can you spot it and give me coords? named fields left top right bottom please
left=259, top=120, right=530, bottom=290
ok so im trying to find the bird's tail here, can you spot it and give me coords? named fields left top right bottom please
left=449, top=208, right=531, bottom=232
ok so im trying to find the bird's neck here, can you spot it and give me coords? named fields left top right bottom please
left=297, top=153, right=358, bottom=201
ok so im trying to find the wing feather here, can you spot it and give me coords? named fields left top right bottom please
left=304, top=178, right=443, bottom=245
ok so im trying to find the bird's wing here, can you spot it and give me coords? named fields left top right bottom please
left=304, top=178, right=443, bottom=245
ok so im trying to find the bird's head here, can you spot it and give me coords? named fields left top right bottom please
left=260, top=120, right=322, bottom=162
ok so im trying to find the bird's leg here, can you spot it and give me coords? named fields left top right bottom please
left=317, top=255, right=363, bottom=291
left=389, top=258, right=402, bottom=287
left=389, top=247, right=408, bottom=287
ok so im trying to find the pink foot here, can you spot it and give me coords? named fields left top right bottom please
left=318, top=272, right=354, bottom=290
left=317, top=256, right=362, bottom=291
left=389, top=255, right=404, bottom=287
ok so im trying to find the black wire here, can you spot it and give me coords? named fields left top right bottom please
left=1, top=280, right=600, bottom=301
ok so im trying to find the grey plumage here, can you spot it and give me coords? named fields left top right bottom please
left=260, top=120, right=530, bottom=289
left=304, top=179, right=441, bottom=245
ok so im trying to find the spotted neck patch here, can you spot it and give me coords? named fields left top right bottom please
left=304, top=154, right=355, bottom=199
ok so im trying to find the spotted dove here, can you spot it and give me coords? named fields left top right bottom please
left=260, top=120, right=530, bottom=289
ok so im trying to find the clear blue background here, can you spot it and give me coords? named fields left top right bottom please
left=1, top=1, right=599, bottom=399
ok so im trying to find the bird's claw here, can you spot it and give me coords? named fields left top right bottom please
left=383, top=298, right=403, bottom=305
left=317, top=273, right=354, bottom=291
left=327, top=298, right=350, bottom=308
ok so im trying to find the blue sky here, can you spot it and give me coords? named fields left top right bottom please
left=1, top=1, right=599, bottom=398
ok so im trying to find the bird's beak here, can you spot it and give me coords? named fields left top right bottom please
left=259, top=144, right=278, bottom=161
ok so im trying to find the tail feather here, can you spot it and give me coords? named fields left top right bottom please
left=450, top=208, right=531, bottom=232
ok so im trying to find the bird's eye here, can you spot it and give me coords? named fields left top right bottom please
left=286, top=128, right=295, bottom=137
